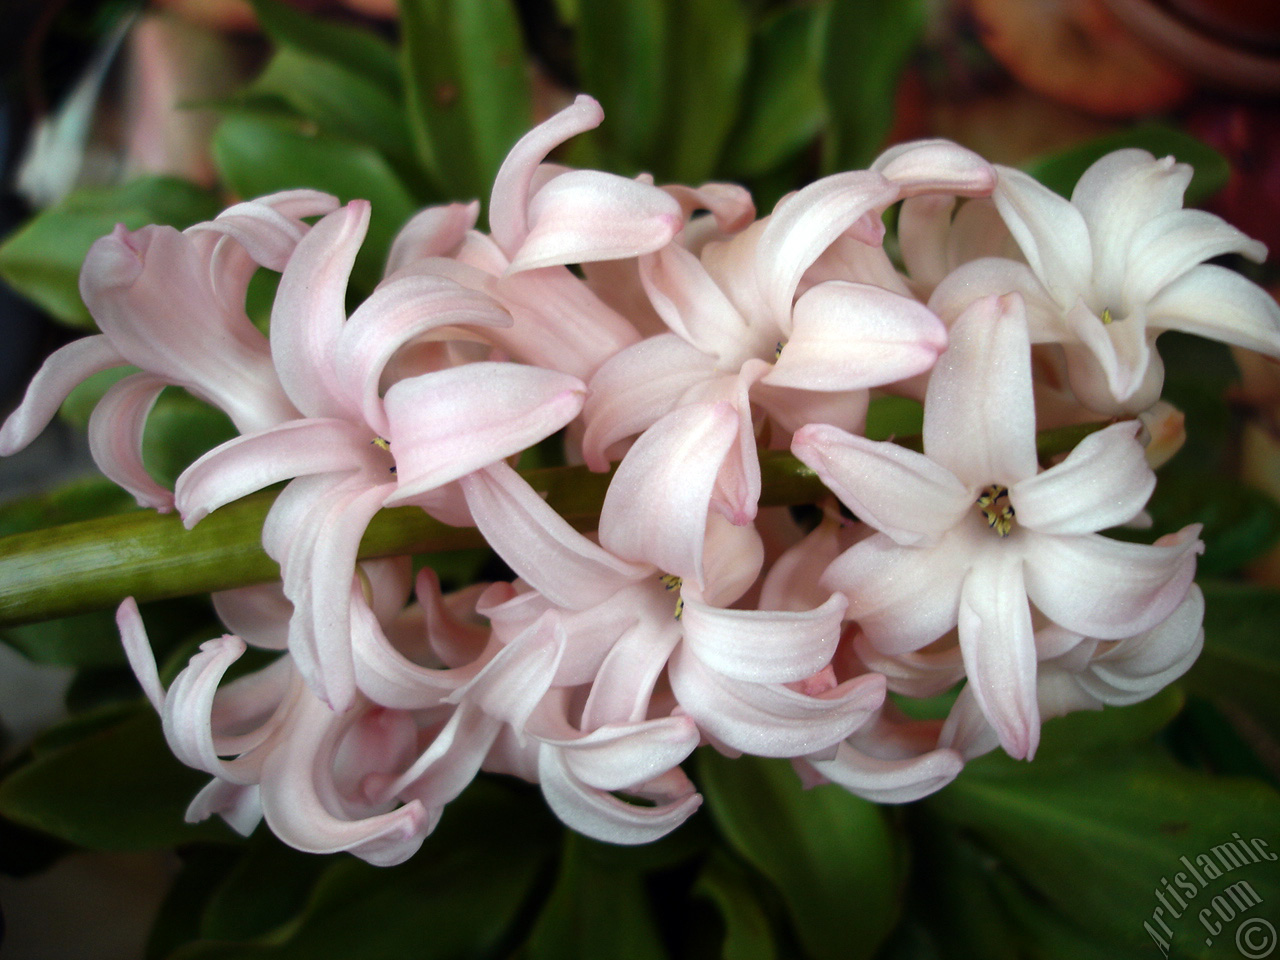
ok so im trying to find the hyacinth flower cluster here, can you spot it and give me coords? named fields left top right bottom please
left=4, top=95, right=1278, bottom=866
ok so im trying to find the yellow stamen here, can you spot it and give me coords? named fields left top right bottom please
left=659, top=574, right=684, bottom=620
left=1100, top=307, right=1114, bottom=325
left=976, top=484, right=1015, bottom=537
left=774, top=340, right=786, bottom=360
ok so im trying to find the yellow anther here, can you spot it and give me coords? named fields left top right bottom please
left=659, top=574, right=684, bottom=620
left=774, top=340, right=786, bottom=360
left=976, top=484, right=1015, bottom=538
left=371, top=436, right=396, bottom=475
left=1100, top=307, right=1114, bottom=325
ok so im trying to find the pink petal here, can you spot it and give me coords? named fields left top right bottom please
left=186, top=779, right=262, bottom=835
left=922, top=293, right=1039, bottom=487
left=385, top=201, right=480, bottom=276
left=0, top=335, right=122, bottom=456
left=333, top=273, right=512, bottom=436
left=116, top=598, right=165, bottom=711
left=459, top=461, right=646, bottom=609
left=270, top=201, right=371, bottom=419
left=161, top=635, right=260, bottom=783
left=488, top=266, right=641, bottom=381
left=490, top=94, right=604, bottom=256
left=992, top=165, right=1093, bottom=306
left=1148, top=264, right=1280, bottom=358
left=1011, top=421, right=1154, bottom=535
left=1127, top=209, right=1266, bottom=305
left=958, top=556, right=1040, bottom=759
left=87, top=373, right=174, bottom=511
left=212, top=583, right=291, bottom=650
left=638, top=242, right=750, bottom=358
left=382, top=362, right=585, bottom=503
left=872, top=139, right=996, bottom=197
left=670, top=645, right=885, bottom=757
left=582, top=333, right=718, bottom=469
left=537, top=745, right=702, bottom=845
left=756, top=171, right=899, bottom=322
left=191, top=190, right=340, bottom=273
left=598, top=402, right=739, bottom=586
left=663, top=181, right=756, bottom=232
left=1023, top=526, right=1202, bottom=640
left=766, top=281, right=946, bottom=391
left=508, top=170, right=683, bottom=273
left=581, top=613, right=683, bottom=728
left=822, top=533, right=969, bottom=654
left=258, top=692, right=433, bottom=866
left=175, top=418, right=374, bottom=528
left=792, top=424, right=971, bottom=546
left=807, top=740, right=965, bottom=803
left=680, top=593, right=847, bottom=684
left=280, top=477, right=398, bottom=712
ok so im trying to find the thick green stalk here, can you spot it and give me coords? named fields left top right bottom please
left=0, top=422, right=1105, bottom=628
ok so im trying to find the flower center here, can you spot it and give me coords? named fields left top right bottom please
left=370, top=436, right=397, bottom=475
left=976, top=484, right=1015, bottom=537
left=659, top=573, right=684, bottom=620
left=1101, top=307, right=1115, bottom=325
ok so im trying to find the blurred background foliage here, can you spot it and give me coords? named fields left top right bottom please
left=0, top=0, right=1278, bottom=957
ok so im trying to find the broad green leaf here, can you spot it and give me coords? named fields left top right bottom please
left=0, top=708, right=231, bottom=850
left=1189, top=582, right=1280, bottom=736
left=692, top=849, right=779, bottom=960
left=930, top=750, right=1280, bottom=959
left=1168, top=696, right=1277, bottom=785
left=199, top=832, right=332, bottom=941
left=525, top=833, right=668, bottom=960
left=722, top=5, right=826, bottom=179
left=819, top=0, right=927, bottom=172
left=147, top=845, right=243, bottom=960
left=399, top=0, right=532, bottom=202
left=249, top=46, right=417, bottom=174
left=212, top=114, right=418, bottom=295
left=1023, top=124, right=1230, bottom=206
left=0, top=177, right=220, bottom=328
left=655, top=0, right=749, bottom=184
left=1145, top=470, right=1280, bottom=576
left=167, top=778, right=557, bottom=960
left=248, top=0, right=401, bottom=96
left=698, top=750, right=900, bottom=960
left=574, top=0, right=665, bottom=173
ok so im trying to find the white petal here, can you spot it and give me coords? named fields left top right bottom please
left=958, top=556, right=1039, bottom=759
left=993, top=166, right=1093, bottom=306
left=680, top=592, right=847, bottom=684
left=792, top=424, right=971, bottom=546
left=923, top=292, right=1039, bottom=486
left=1011, top=420, right=1154, bottom=534
left=808, top=740, right=964, bottom=803
left=1023, top=527, right=1201, bottom=640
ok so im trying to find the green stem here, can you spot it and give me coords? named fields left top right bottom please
left=0, top=423, right=1107, bottom=628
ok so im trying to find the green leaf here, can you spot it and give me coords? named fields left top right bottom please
left=722, top=5, right=826, bottom=179
left=399, top=0, right=532, bottom=202
left=819, top=0, right=927, bottom=172
left=574, top=0, right=665, bottom=173
left=0, top=708, right=232, bottom=850
left=248, top=0, right=401, bottom=96
left=930, top=750, right=1280, bottom=958
left=199, top=832, right=332, bottom=941
left=147, top=845, right=243, bottom=960
left=141, top=390, right=238, bottom=490
left=692, top=849, right=779, bottom=960
left=0, top=177, right=220, bottom=328
left=698, top=750, right=900, bottom=960
left=248, top=46, right=416, bottom=173
left=212, top=114, right=418, bottom=295
left=1023, top=124, right=1230, bottom=206
left=167, top=778, right=557, bottom=959
left=1144, top=470, right=1280, bottom=576
left=653, top=0, right=749, bottom=184
left=525, top=833, right=669, bottom=960
left=1189, top=582, right=1280, bottom=736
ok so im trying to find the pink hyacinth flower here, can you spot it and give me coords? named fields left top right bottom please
left=174, top=201, right=587, bottom=712
left=0, top=190, right=339, bottom=509
left=792, top=293, right=1202, bottom=759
